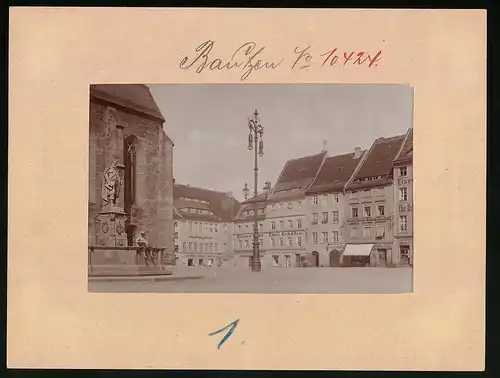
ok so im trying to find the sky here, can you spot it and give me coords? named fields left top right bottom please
left=149, top=84, right=413, bottom=201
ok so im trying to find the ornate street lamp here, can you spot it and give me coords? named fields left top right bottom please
left=247, top=109, right=264, bottom=272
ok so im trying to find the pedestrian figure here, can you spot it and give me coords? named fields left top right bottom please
left=136, top=231, right=155, bottom=267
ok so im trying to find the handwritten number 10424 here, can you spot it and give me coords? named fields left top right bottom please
left=208, top=319, right=239, bottom=349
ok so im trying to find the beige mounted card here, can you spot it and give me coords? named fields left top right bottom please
left=8, top=8, right=486, bottom=370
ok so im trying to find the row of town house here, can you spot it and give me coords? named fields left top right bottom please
left=173, top=129, right=413, bottom=269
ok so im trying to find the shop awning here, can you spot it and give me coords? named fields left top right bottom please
left=343, top=244, right=374, bottom=256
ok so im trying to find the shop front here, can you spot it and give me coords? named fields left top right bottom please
left=341, top=244, right=374, bottom=267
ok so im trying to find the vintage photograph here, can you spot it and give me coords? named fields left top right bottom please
left=88, top=83, right=414, bottom=293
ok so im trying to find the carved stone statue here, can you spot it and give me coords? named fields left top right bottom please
left=102, top=160, right=122, bottom=206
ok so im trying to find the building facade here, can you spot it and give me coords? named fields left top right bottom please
left=305, top=148, right=365, bottom=267
left=88, top=84, right=175, bottom=264
left=343, top=134, right=408, bottom=267
left=263, top=152, right=327, bottom=268
left=173, top=184, right=239, bottom=267
left=392, top=129, right=414, bottom=266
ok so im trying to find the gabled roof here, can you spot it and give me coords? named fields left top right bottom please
left=235, top=190, right=271, bottom=222
left=90, top=84, right=165, bottom=122
left=173, top=184, right=240, bottom=222
left=347, top=134, right=406, bottom=190
left=270, top=151, right=327, bottom=199
left=306, top=151, right=365, bottom=194
left=394, top=128, right=413, bottom=164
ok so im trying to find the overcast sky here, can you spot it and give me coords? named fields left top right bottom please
left=149, top=84, right=413, bottom=201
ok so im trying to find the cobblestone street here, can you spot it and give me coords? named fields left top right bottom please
left=88, top=267, right=413, bottom=293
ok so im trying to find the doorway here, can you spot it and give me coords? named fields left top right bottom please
left=377, top=249, right=387, bottom=266
left=330, top=249, right=341, bottom=267
left=400, top=245, right=410, bottom=266
left=312, top=251, right=319, bottom=267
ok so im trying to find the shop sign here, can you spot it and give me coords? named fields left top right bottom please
left=398, top=178, right=413, bottom=186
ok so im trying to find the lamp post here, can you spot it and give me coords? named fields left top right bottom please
left=246, top=109, right=264, bottom=272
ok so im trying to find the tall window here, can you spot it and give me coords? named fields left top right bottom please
left=288, top=237, right=293, bottom=247
left=399, top=166, right=407, bottom=177
left=288, top=220, right=293, bottom=229
left=312, top=232, right=318, bottom=244
left=188, top=242, right=192, bottom=251
left=182, top=242, right=186, bottom=251
left=312, top=213, right=319, bottom=224
left=364, top=206, right=371, bottom=217
left=350, top=227, right=358, bottom=238
left=351, top=207, right=358, bottom=218
left=279, top=220, right=284, bottom=229
left=399, top=215, right=408, bottom=232
left=297, top=236, right=302, bottom=247
left=214, top=224, right=218, bottom=232
left=332, top=211, right=339, bottom=223
left=376, top=225, right=385, bottom=239
left=377, top=205, right=385, bottom=216
left=313, top=195, right=318, bottom=205
left=238, top=240, right=243, bottom=249
left=322, top=212, right=328, bottom=223
left=124, top=135, right=138, bottom=215
left=332, top=231, right=339, bottom=242
left=245, top=240, right=250, bottom=248
left=271, top=221, right=276, bottom=230
left=188, top=221, right=193, bottom=231
left=194, top=222, right=198, bottom=231
left=297, top=219, right=302, bottom=228
left=271, top=238, right=276, bottom=247
left=280, top=238, right=284, bottom=246
left=399, top=187, right=408, bottom=201
left=333, top=193, right=339, bottom=203
left=322, top=232, right=329, bottom=243
left=363, top=226, right=371, bottom=238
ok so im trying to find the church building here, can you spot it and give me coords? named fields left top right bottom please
left=88, top=84, right=175, bottom=268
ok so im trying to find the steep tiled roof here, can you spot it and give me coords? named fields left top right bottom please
left=272, top=151, right=327, bottom=194
left=347, top=134, right=406, bottom=190
left=394, top=128, right=413, bottom=164
left=173, top=184, right=240, bottom=222
left=90, top=84, right=165, bottom=122
left=306, top=152, right=365, bottom=194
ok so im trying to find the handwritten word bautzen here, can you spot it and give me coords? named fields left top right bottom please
left=179, top=40, right=283, bottom=81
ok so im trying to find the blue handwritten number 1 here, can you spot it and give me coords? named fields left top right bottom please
left=208, top=319, right=239, bottom=349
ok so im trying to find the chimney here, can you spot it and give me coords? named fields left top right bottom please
left=354, top=147, right=362, bottom=159
left=263, top=181, right=272, bottom=191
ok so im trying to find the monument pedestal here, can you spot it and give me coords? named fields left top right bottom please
left=88, top=205, right=171, bottom=277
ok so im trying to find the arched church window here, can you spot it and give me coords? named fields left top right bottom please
left=124, top=135, right=138, bottom=214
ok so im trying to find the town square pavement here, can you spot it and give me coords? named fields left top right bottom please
left=88, top=267, right=413, bottom=294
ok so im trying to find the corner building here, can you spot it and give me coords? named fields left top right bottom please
left=392, top=129, right=414, bottom=266
left=173, top=184, right=239, bottom=267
